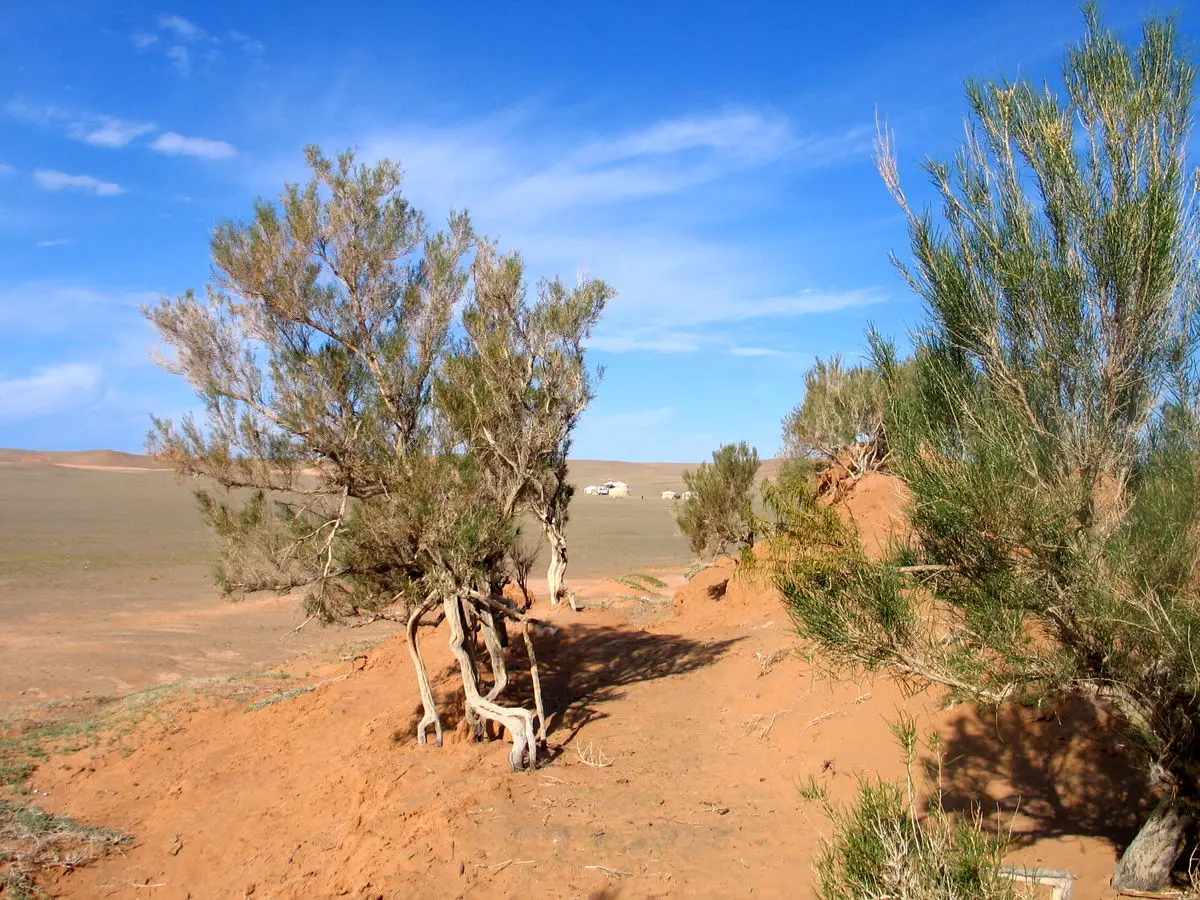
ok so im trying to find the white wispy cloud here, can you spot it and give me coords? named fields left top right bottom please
left=166, top=45, right=192, bottom=76
left=158, top=14, right=208, bottom=42
left=228, top=30, right=266, bottom=55
left=331, top=109, right=881, bottom=354
left=33, top=170, right=124, bottom=196
left=150, top=132, right=237, bottom=160
left=132, top=15, right=264, bottom=76
left=36, top=238, right=74, bottom=248
left=0, top=284, right=159, bottom=332
left=81, top=116, right=155, bottom=148
left=587, top=329, right=706, bottom=354
left=361, top=109, right=815, bottom=225
left=5, top=101, right=154, bottom=149
left=0, top=163, right=13, bottom=176
left=0, top=363, right=104, bottom=424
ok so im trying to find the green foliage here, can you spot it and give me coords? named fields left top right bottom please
left=813, top=779, right=1014, bottom=900
left=145, top=147, right=607, bottom=621
left=617, top=573, right=667, bottom=591
left=783, top=9, right=1200, bottom=887
left=809, top=715, right=1014, bottom=900
left=435, top=238, right=612, bottom=605
left=782, top=356, right=887, bottom=475
left=675, top=442, right=761, bottom=558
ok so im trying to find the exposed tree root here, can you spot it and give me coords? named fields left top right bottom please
left=522, top=618, right=548, bottom=741
left=1110, top=796, right=1193, bottom=892
left=479, top=608, right=509, bottom=702
left=407, top=586, right=549, bottom=766
left=406, top=599, right=443, bottom=747
left=445, top=596, right=538, bottom=771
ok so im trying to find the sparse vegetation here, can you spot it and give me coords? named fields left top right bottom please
left=782, top=10, right=1200, bottom=890
left=675, top=442, right=761, bottom=559
left=146, top=147, right=610, bottom=770
left=782, top=356, right=887, bottom=480
left=0, top=673, right=300, bottom=896
left=1, top=801, right=130, bottom=900
left=616, top=573, right=667, bottom=592
left=807, top=717, right=1015, bottom=900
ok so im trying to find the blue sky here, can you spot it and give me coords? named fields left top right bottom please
left=0, top=1, right=1183, bottom=460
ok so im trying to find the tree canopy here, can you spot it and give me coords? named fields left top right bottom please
left=675, top=441, right=761, bottom=558
left=779, top=10, right=1200, bottom=890
left=147, top=146, right=610, bottom=770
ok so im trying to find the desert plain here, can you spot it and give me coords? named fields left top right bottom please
left=0, top=451, right=1149, bottom=898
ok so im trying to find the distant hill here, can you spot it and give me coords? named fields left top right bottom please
left=0, top=450, right=781, bottom=484
left=0, top=449, right=172, bottom=469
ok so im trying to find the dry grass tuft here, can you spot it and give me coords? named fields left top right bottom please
left=754, top=647, right=793, bottom=677
left=1, top=801, right=130, bottom=899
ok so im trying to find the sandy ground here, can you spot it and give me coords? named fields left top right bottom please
left=2, top=458, right=1151, bottom=897
left=30, top=557, right=1141, bottom=899
left=0, top=455, right=693, bottom=711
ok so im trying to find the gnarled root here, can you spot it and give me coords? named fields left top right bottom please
left=479, top=607, right=509, bottom=702
left=407, top=599, right=443, bottom=747
left=522, top=618, right=548, bottom=741
left=446, top=595, right=538, bottom=771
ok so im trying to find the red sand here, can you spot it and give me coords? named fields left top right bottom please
left=27, top=475, right=1142, bottom=899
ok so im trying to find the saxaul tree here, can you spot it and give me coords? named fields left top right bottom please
left=675, top=442, right=761, bottom=559
left=781, top=356, right=888, bottom=479
left=145, top=146, right=609, bottom=770
left=782, top=10, right=1200, bottom=890
left=437, top=241, right=611, bottom=611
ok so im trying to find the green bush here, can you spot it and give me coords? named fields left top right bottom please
left=808, top=717, right=1014, bottom=900
left=674, top=442, right=760, bottom=558
left=784, top=9, right=1200, bottom=890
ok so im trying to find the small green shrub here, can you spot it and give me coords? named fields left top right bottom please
left=808, top=716, right=1015, bottom=900
left=675, top=442, right=761, bottom=558
left=616, top=573, right=667, bottom=591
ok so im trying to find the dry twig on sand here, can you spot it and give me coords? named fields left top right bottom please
left=744, top=708, right=792, bottom=741
left=585, top=865, right=631, bottom=878
left=574, top=741, right=614, bottom=768
left=754, top=647, right=793, bottom=677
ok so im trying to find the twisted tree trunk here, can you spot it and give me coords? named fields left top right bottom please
left=545, top=521, right=578, bottom=610
left=1111, top=796, right=1193, bottom=892
left=406, top=600, right=443, bottom=747
left=479, top=607, right=509, bottom=701
left=445, top=595, right=538, bottom=771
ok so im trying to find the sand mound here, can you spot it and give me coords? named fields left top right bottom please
left=671, top=471, right=912, bottom=630
left=671, top=557, right=784, bottom=632
left=30, top=596, right=1134, bottom=899
left=832, top=471, right=912, bottom=560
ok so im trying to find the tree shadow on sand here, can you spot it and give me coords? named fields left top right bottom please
left=933, top=695, right=1154, bottom=854
left=403, top=622, right=740, bottom=752
left=528, top=623, right=741, bottom=747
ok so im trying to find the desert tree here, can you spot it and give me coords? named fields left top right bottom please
left=675, top=442, right=761, bottom=558
left=781, top=10, right=1200, bottom=889
left=437, top=240, right=611, bottom=611
left=144, top=146, right=604, bottom=770
left=781, top=356, right=888, bottom=479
